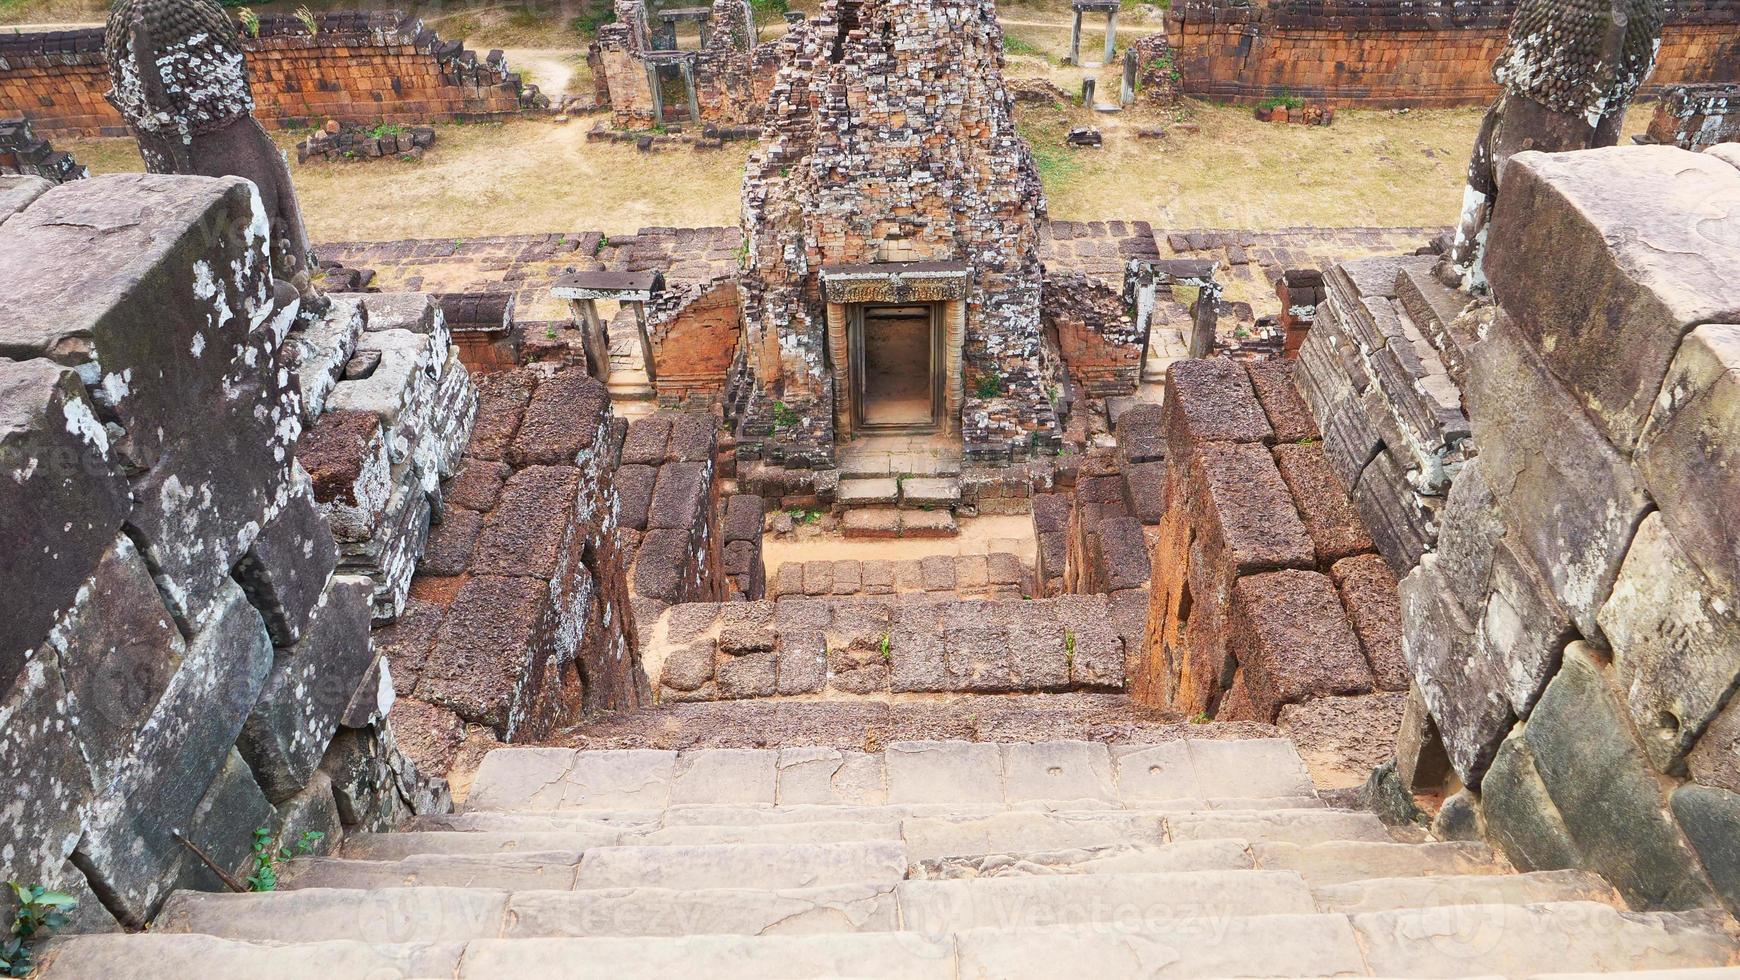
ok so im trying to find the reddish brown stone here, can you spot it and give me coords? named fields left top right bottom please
left=420, top=508, right=482, bottom=578
left=667, top=413, right=718, bottom=463
left=509, top=368, right=609, bottom=468
left=444, top=458, right=510, bottom=513
left=386, top=697, right=467, bottom=779
left=466, top=370, right=537, bottom=463
left=1271, top=443, right=1375, bottom=566
left=471, top=466, right=580, bottom=579
left=1230, top=568, right=1374, bottom=722
left=418, top=575, right=553, bottom=731
left=1246, top=360, right=1321, bottom=444
left=723, top=494, right=764, bottom=542
left=298, top=410, right=383, bottom=505
left=371, top=596, right=446, bottom=694
left=1331, top=553, right=1409, bottom=692
left=1162, top=358, right=1275, bottom=456
left=648, top=461, right=710, bottom=531
left=620, top=415, right=672, bottom=466
left=614, top=464, right=658, bottom=531
left=633, top=528, right=692, bottom=603
left=1188, top=442, right=1315, bottom=578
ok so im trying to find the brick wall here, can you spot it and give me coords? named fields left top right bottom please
left=0, top=11, right=523, bottom=138
left=1167, top=0, right=1740, bottom=108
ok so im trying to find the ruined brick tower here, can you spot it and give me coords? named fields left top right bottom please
left=734, top=0, right=1057, bottom=468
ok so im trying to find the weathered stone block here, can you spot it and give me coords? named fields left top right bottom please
left=1466, top=314, right=1652, bottom=642
left=1330, top=554, right=1406, bottom=692
left=234, top=464, right=340, bottom=646
left=1162, top=357, right=1275, bottom=453
left=0, top=174, right=49, bottom=223
left=420, top=508, right=481, bottom=578
left=1475, top=536, right=1573, bottom=720
left=723, top=493, right=763, bottom=542
left=635, top=529, right=692, bottom=603
left=1399, top=554, right=1513, bottom=786
left=238, top=576, right=376, bottom=803
left=176, top=749, right=274, bottom=894
left=1187, top=441, right=1315, bottom=580
left=1273, top=443, right=1374, bottom=566
left=1637, top=323, right=1740, bottom=599
left=1485, top=146, right=1740, bottom=453
left=75, top=580, right=273, bottom=924
left=48, top=535, right=185, bottom=788
left=621, top=415, right=672, bottom=465
left=445, top=458, right=510, bottom=513
left=299, top=410, right=392, bottom=543
left=1523, top=643, right=1717, bottom=909
left=1480, top=727, right=1583, bottom=874
left=0, top=360, right=131, bottom=683
left=667, top=412, right=717, bottom=463
left=0, top=645, right=94, bottom=902
left=1114, top=403, right=1165, bottom=464
left=1689, top=696, right=1740, bottom=794
left=1246, top=359, right=1320, bottom=443
left=509, top=368, right=609, bottom=468
left=1432, top=458, right=1504, bottom=611
left=1096, top=515, right=1152, bottom=592
left=1229, top=569, right=1372, bottom=722
left=417, top=575, right=553, bottom=734
left=648, top=461, right=710, bottom=530
left=1671, top=783, right=1740, bottom=916
left=471, top=465, right=580, bottom=579
left=1598, top=512, right=1740, bottom=773
left=465, top=371, right=535, bottom=463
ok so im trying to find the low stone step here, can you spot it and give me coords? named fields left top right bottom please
left=623, top=820, right=903, bottom=846
left=462, top=739, right=1320, bottom=813
left=343, top=830, right=620, bottom=859
left=837, top=477, right=899, bottom=505
left=899, top=476, right=960, bottom=508
left=1251, top=840, right=1510, bottom=885
left=283, top=851, right=582, bottom=891
left=41, top=934, right=469, bottom=980
left=911, top=838, right=1256, bottom=879
left=451, top=932, right=960, bottom=979
left=1312, top=869, right=1622, bottom=913
left=406, top=811, right=661, bottom=833
left=576, top=841, right=908, bottom=890
left=896, top=870, right=1318, bottom=932
left=901, top=810, right=1167, bottom=862
left=840, top=506, right=959, bottom=538
left=153, top=883, right=901, bottom=942
left=1352, top=903, right=1740, bottom=977
left=1166, top=808, right=1392, bottom=846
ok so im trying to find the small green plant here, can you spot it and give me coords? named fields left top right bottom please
left=545, top=327, right=558, bottom=339
left=246, top=827, right=325, bottom=892
left=595, top=234, right=610, bottom=256
left=785, top=508, right=821, bottom=525
left=293, top=4, right=319, bottom=35
left=569, top=1, right=614, bottom=38
left=365, top=121, right=406, bottom=140
left=750, top=0, right=790, bottom=15
left=1258, top=90, right=1305, bottom=111
left=974, top=373, right=1006, bottom=399
left=770, top=400, right=801, bottom=430
left=1003, top=35, right=1050, bottom=61
left=879, top=632, right=892, bottom=662
left=1190, top=711, right=1211, bottom=725
left=3, top=882, right=76, bottom=978
left=236, top=6, right=261, bottom=37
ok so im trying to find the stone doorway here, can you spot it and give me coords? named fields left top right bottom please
left=854, top=302, right=941, bottom=431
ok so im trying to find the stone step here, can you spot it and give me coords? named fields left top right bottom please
left=347, top=821, right=906, bottom=856
left=52, top=903, right=1739, bottom=978
left=899, top=476, right=961, bottom=508
left=343, top=830, right=621, bottom=859
left=837, top=476, right=899, bottom=505
left=284, top=851, right=583, bottom=891
left=1251, top=840, right=1511, bottom=885
left=900, top=809, right=1168, bottom=861
left=913, top=838, right=1510, bottom=884
left=576, top=840, right=909, bottom=890
left=1311, top=869, right=1622, bottom=913
left=840, top=506, right=958, bottom=538
left=461, top=739, right=1319, bottom=812
left=1166, top=808, right=1392, bottom=845
left=896, top=869, right=1319, bottom=931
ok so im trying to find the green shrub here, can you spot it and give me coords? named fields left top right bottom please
left=3, top=883, right=76, bottom=978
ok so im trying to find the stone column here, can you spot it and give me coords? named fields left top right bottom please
left=1081, top=77, right=1097, bottom=106
left=1104, top=10, right=1118, bottom=66
left=1188, top=282, right=1220, bottom=359
left=1069, top=10, right=1083, bottom=64
left=571, top=298, right=611, bottom=380
left=680, top=60, right=702, bottom=123
left=826, top=301, right=851, bottom=440
left=629, top=300, right=657, bottom=380
left=1122, top=48, right=1138, bottom=105
left=646, top=63, right=665, bottom=124
left=943, top=299, right=966, bottom=435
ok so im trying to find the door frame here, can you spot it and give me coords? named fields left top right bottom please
left=849, top=301, right=944, bottom=434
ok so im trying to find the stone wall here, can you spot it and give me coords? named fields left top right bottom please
left=1385, top=144, right=1740, bottom=914
left=1134, top=358, right=1409, bottom=734
left=369, top=365, right=648, bottom=784
left=1167, top=0, right=1740, bottom=108
left=618, top=412, right=730, bottom=636
left=0, top=11, right=524, bottom=138
left=0, top=174, right=452, bottom=930
left=646, top=276, right=743, bottom=407
left=1647, top=84, right=1740, bottom=149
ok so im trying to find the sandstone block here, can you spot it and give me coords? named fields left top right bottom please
left=1485, top=146, right=1740, bottom=452
left=234, top=464, right=339, bottom=646
left=1466, top=314, right=1652, bottom=642
left=1523, top=643, right=1717, bottom=908
left=1400, top=554, right=1515, bottom=786
left=1689, top=696, right=1740, bottom=794
left=0, top=361, right=132, bottom=681
left=1162, top=357, right=1275, bottom=451
left=1246, top=359, right=1320, bottom=443
left=1330, top=554, right=1406, bottom=691
left=1671, top=783, right=1740, bottom=916
left=1230, top=569, right=1373, bottom=722
left=472, top=465, right=580, bottom=578
left=418, top=575, right=553, bottom=734
left=1188, top=441, right=1315, bottom=580
left=1638, top=323, right=1740, bottom=598
left=509, top=368, right=609, bottom=468
left=1273, top=443, right=1374, bottom=566
left=238, top=576, right=376, bottom=802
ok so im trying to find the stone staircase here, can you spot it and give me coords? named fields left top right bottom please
left=41, top=739, right=1740, bottom=978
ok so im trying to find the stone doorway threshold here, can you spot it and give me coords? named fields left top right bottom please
left=763, top=513, right=1036, bottom=574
